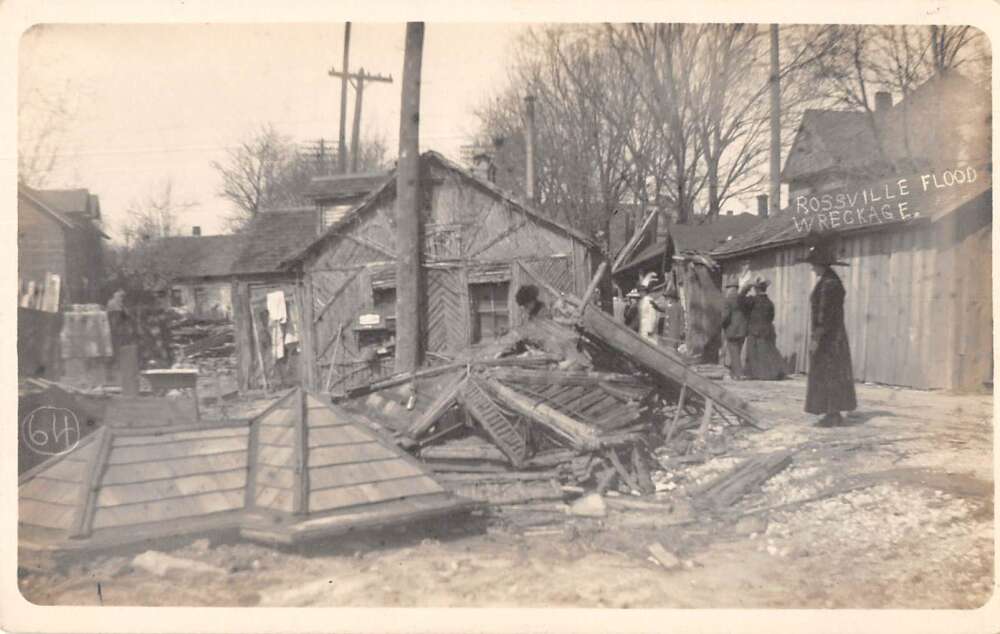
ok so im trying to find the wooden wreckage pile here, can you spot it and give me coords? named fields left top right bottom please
left=335, top=266, right=764, bottom=508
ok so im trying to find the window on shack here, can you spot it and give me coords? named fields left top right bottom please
left=170, top=288, right=183, bottom=307
left=470, top=281, right=510, bottom=344
left=357, top=287, right=396, bottom=351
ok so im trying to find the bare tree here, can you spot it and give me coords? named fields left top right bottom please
left=213, top=124, right=389, bottom=230
left=18, top=81, right=78, bottom=187
left=119, top=179, right=196, bottom=246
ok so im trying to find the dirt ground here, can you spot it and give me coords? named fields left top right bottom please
left=18, top=376, right=995, bottom=609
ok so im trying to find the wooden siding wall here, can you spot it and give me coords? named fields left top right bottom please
left=303, top=164, right=591, bottom=390
left=718, top=196, right=991, bottom=391
left=18, top=199, right=68, bottom=299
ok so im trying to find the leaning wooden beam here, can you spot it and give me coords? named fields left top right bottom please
left=578, top=305, right=760, bottom=426
left=487, top=367, right=644, bottom=387
left=483, top=378, right=601, bottom=450
left=463, top=378, right=527, bottom=467
left=407, top=372, right=467, bottom=439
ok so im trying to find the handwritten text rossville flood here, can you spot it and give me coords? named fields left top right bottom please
left=791, top=166, right=980, bottom=233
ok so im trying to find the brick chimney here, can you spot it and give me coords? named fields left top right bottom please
left=192, top=226, right=201, bottom=236
left=875, top=91, right=892, bottom=113
left=756, top=194, right=769, bottom=218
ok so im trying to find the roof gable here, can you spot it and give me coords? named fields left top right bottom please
left=282, top=151, right=595, bottom=268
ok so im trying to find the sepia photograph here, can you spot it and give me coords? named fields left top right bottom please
left=5, top=0, right=997, bottom=629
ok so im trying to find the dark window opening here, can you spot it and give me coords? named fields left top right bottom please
left=470, top=281, right=510, bottom=344
left=170, top=288, right=183, bottom=307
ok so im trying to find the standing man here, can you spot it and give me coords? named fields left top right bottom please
left=638, top=273, right=664, bottom=344
left=661, top=282, right=685, bottom=351
left=800, top=237, right=857, bottom=426
left=721, top=277, right=749, bottom=380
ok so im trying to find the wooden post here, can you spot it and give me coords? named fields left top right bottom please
left=524, top=95, right=537, bottom=203
left=769, top=24, right=781, bottom=215
left=232, top=281, right=253, bottom=392
left=394, top=22, right=425, bottom=375
left=350, top=70, right=366, bottom=172
left=298, top=279, right=317, bottom=390
left=663, top=381, right=688, bottom=440
left=338, top=22, right=351, bottom=173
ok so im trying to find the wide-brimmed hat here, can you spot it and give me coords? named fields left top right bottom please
left=626, top=289, right=640, bottom=299
left=797, top=231, right=848, bottom=266
left=639, top=272, right=659, bottom=289
left=753, top=276, right=770, bottom=291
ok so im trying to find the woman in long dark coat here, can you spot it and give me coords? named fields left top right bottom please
left=802, top=243, right=857, bottom=426
left=742, top=278, right=786, bottom=380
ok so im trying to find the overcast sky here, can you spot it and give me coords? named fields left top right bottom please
left=19, top=23, right=527, bottom=238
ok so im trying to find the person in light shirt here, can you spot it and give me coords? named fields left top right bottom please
left=637, top=273, right=664, bottom=344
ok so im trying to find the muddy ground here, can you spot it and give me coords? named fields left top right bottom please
left=18, top=376, right=994, bottom=608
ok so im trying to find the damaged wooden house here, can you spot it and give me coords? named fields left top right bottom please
left=257, top=151, right=762, bottom=504
left=278, top=150, right=599, bottom=393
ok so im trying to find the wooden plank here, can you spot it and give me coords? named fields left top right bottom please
left=308, top=425, right=375, bottom=448
left=462, top=378, right=527, bottom=466
left=313, top=268, right=364, bottom=325
left=102, top=452, right=248, bottom=485
left=309, top=459, right=424, bottom=490
left=308, top=442, right=399, bottom=468
left=664, top=382, right=688, bottom=440
left=19, top=499, right=78, bottom=530
left=68, top=426, right=112, bottom=539
left=96, top=470, right=247, bottom=507
left=407, top=372, right=466, bottom=438
left=90, top=490, right=245, bottom=529
left=579, top=304, right=760, bottom=426
left=483, top=378, right=601, bottom=450
left=107, top=436, right=249, bottom=465
left=298, top=279, right=318, bottom=391
left=294, top=389, right=308, bottom=515
left=309, top=475, right=441, bottom=512
left=245, top=414, right=261, bottom=509
left=258, top=425, right=297, bottom=446
left=112, top=427, right=249, bottom=447
left=29, top=457, right=87, bottom=484
left=259, top=405, right=297, bottom=428
left=19, top=477, right=81, bottom=506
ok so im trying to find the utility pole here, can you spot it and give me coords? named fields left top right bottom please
left=395, top=22, right=424, bottom=374
left=769, top=23, right=781, bottom=214
left=524, top=95, right=537, bottom=203
left=328, top=67, right=393, bottom=172
left=337, top=23, right=351, bottom=174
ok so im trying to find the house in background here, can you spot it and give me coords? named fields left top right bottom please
left=18, top=184, right=109, bottom=307
left=712, top=72, right=992, bottom=391
left=279, top=151, right=598, bottom=393
left=305, top=171, right=391, bottom=233
left=146, top=230, right=242, bottom=319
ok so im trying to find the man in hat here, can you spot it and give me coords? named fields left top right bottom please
left=661, top=281, right=685, bottom=351
left=624, top=288, right=641, bottom=332
left=721, top=276, right=749, bottom=379
left=800, top=236, right=857, bottom=425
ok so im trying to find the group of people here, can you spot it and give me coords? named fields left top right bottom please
left=721, top=274, right=786, bottom=381
left=722, top=235, right=858, bottom=427
left=622, top=271, right=686, bottom=351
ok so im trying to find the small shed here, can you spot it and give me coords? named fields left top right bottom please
left=280, top=151, right=598, bottom=392
left=146, top=233, right=242, bottom=319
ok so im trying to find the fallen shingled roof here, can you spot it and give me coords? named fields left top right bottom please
left=18, top=388, right=476, bottom=550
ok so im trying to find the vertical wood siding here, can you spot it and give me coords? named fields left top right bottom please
left=719, top=196, right=991, bottom=391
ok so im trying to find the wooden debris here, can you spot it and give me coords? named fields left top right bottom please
left=484, top=379, right=601, bottom=450
left=647, top=543, right=681, bottom=570
left=407, top=372, right=467, bottom=439
left=694, top=450, right=794, bottom=510
left=463, top=378, right=527, bottom=466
